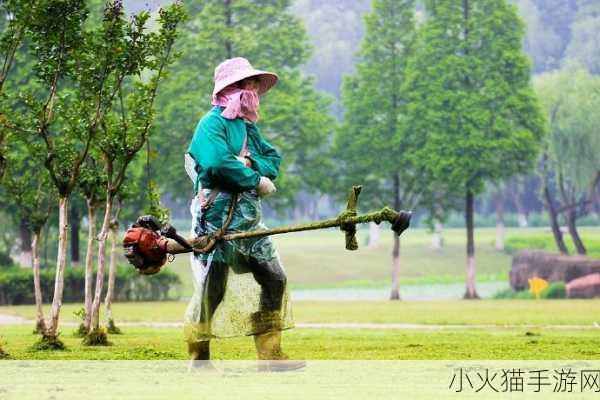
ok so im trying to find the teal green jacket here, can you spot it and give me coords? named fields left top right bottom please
left=187, top=106, right=281, bottom=193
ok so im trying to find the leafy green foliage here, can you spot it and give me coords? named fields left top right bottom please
left=144, top=180, right=170, bottom=224
left=542, top=282, right=566, bottom=299
left=78, top=156, right=107, bottom=207
left=96, top=2, right=186, bottom=204
left=493, top=282, right=566, bottom=299
left=534, top=65, right=600, bottom=201
left=405, top=0, right=546, bottom=196
left=493, top=287, right=535, bottom=299
left=0, top=0, right=37, bottom=180
left=402, top=0, right=546, bottom=297
left=0, top=141, right=55, bottom=234
left=334, top=0, right=424, bottom=212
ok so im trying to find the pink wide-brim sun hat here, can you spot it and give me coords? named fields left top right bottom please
left=212, top=57, right=278, bottom=97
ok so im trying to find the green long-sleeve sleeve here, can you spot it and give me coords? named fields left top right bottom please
left=187, top=108, right=261, bottom=193
left=246, top=124, right=281, bottom=180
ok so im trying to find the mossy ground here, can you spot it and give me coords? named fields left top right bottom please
left=82, top=328, right=111, bottom=346
left=29, top=334, right=66, bottom=351
left=106, top=318, right=122, bottom=334
left=0, top=345, right=9, bottom=359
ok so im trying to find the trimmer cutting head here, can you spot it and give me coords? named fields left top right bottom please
left=391, top=211, right=412, bottom=236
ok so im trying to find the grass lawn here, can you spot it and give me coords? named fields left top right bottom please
left=2, top=300, right=600, bottom=360
left=2, top=299, right=600, bottom=325
left=1, top=325, right=599, bottom=360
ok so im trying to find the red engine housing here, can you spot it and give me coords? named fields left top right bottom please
left=123, top=227, right=169, bottom=275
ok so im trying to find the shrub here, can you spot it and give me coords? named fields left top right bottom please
left=493, top=282, right=566, bottom=300
left=0, top=253, right=13, bottom=268
left=540, top=282, right=566, bottom=299
left=0, top=265, right=181, bottom=305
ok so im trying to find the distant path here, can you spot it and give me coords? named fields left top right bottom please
left=1, top=313, right=598, bottom=330
left=0, top=313, right=29, bottom=325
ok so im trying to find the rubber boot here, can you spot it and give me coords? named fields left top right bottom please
left=254, top=330, right=306, bottom=372
left=187, top=341, right=217, bottom=372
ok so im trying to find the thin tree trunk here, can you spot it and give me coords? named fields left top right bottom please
left=592, top=181, right=600, bottom=215
left=32, top=230, right=46, bottom=333
left=367, top=222, right=381, bottom=249
left=90, top=196, right=112, bottom=331
left=516, top=213, right=528, bottom=228
left=70, top=203, right=80, bottom=266
left=83, top=200, right=96, bottom=331
left=47, top=196, right=69, bottom=337
left=43, top=224, right=48, bottom=269
left=566, top=209, right=587, bottom=255
left=543, top=184, right=568, bottom=254
left=464, top=189, right=479, bottom=299
left=557, top=174, right=587, bottom=255
left=495, top=193, right=505, bottom=251
left=19, top=218, right=32, bottom=267
left=390, top=173, right=401, bottom=300
left=431, top=220, right=444, bottom=250
left=104, top=220, right=118, bottom=327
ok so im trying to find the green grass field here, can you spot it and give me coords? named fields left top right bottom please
left=1, top=300, right=600, bottom=360
left=2, top=299, right=600, bottom=325
left=1, top=325, right=599, bottom=360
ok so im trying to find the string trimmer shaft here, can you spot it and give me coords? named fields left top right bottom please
left=123, top=186, right=411, bottom=274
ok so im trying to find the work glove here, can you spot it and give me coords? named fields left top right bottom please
left=256, top=176, right=276, bottom=198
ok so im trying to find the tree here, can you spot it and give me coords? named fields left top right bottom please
left=153, top=0, right=333, bottom=212
left=7, top=0, right=183, bottom=347
left=77, top=158, right=106, bottom=335
left=0, top=138, right=55, bottom=333
left=21, top=0, right=98, bottom=346
left=534, top=64, right=600, bottom=255
left=86, top=3, right=185, bottom=344
left=103, top=195, right=123, bottom=334
left=404, top=0, right=545, bottom=298
left=335, top=0, right=422, bottom=300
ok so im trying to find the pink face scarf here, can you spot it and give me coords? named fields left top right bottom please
left=212, top=85, right=260, bottom=123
